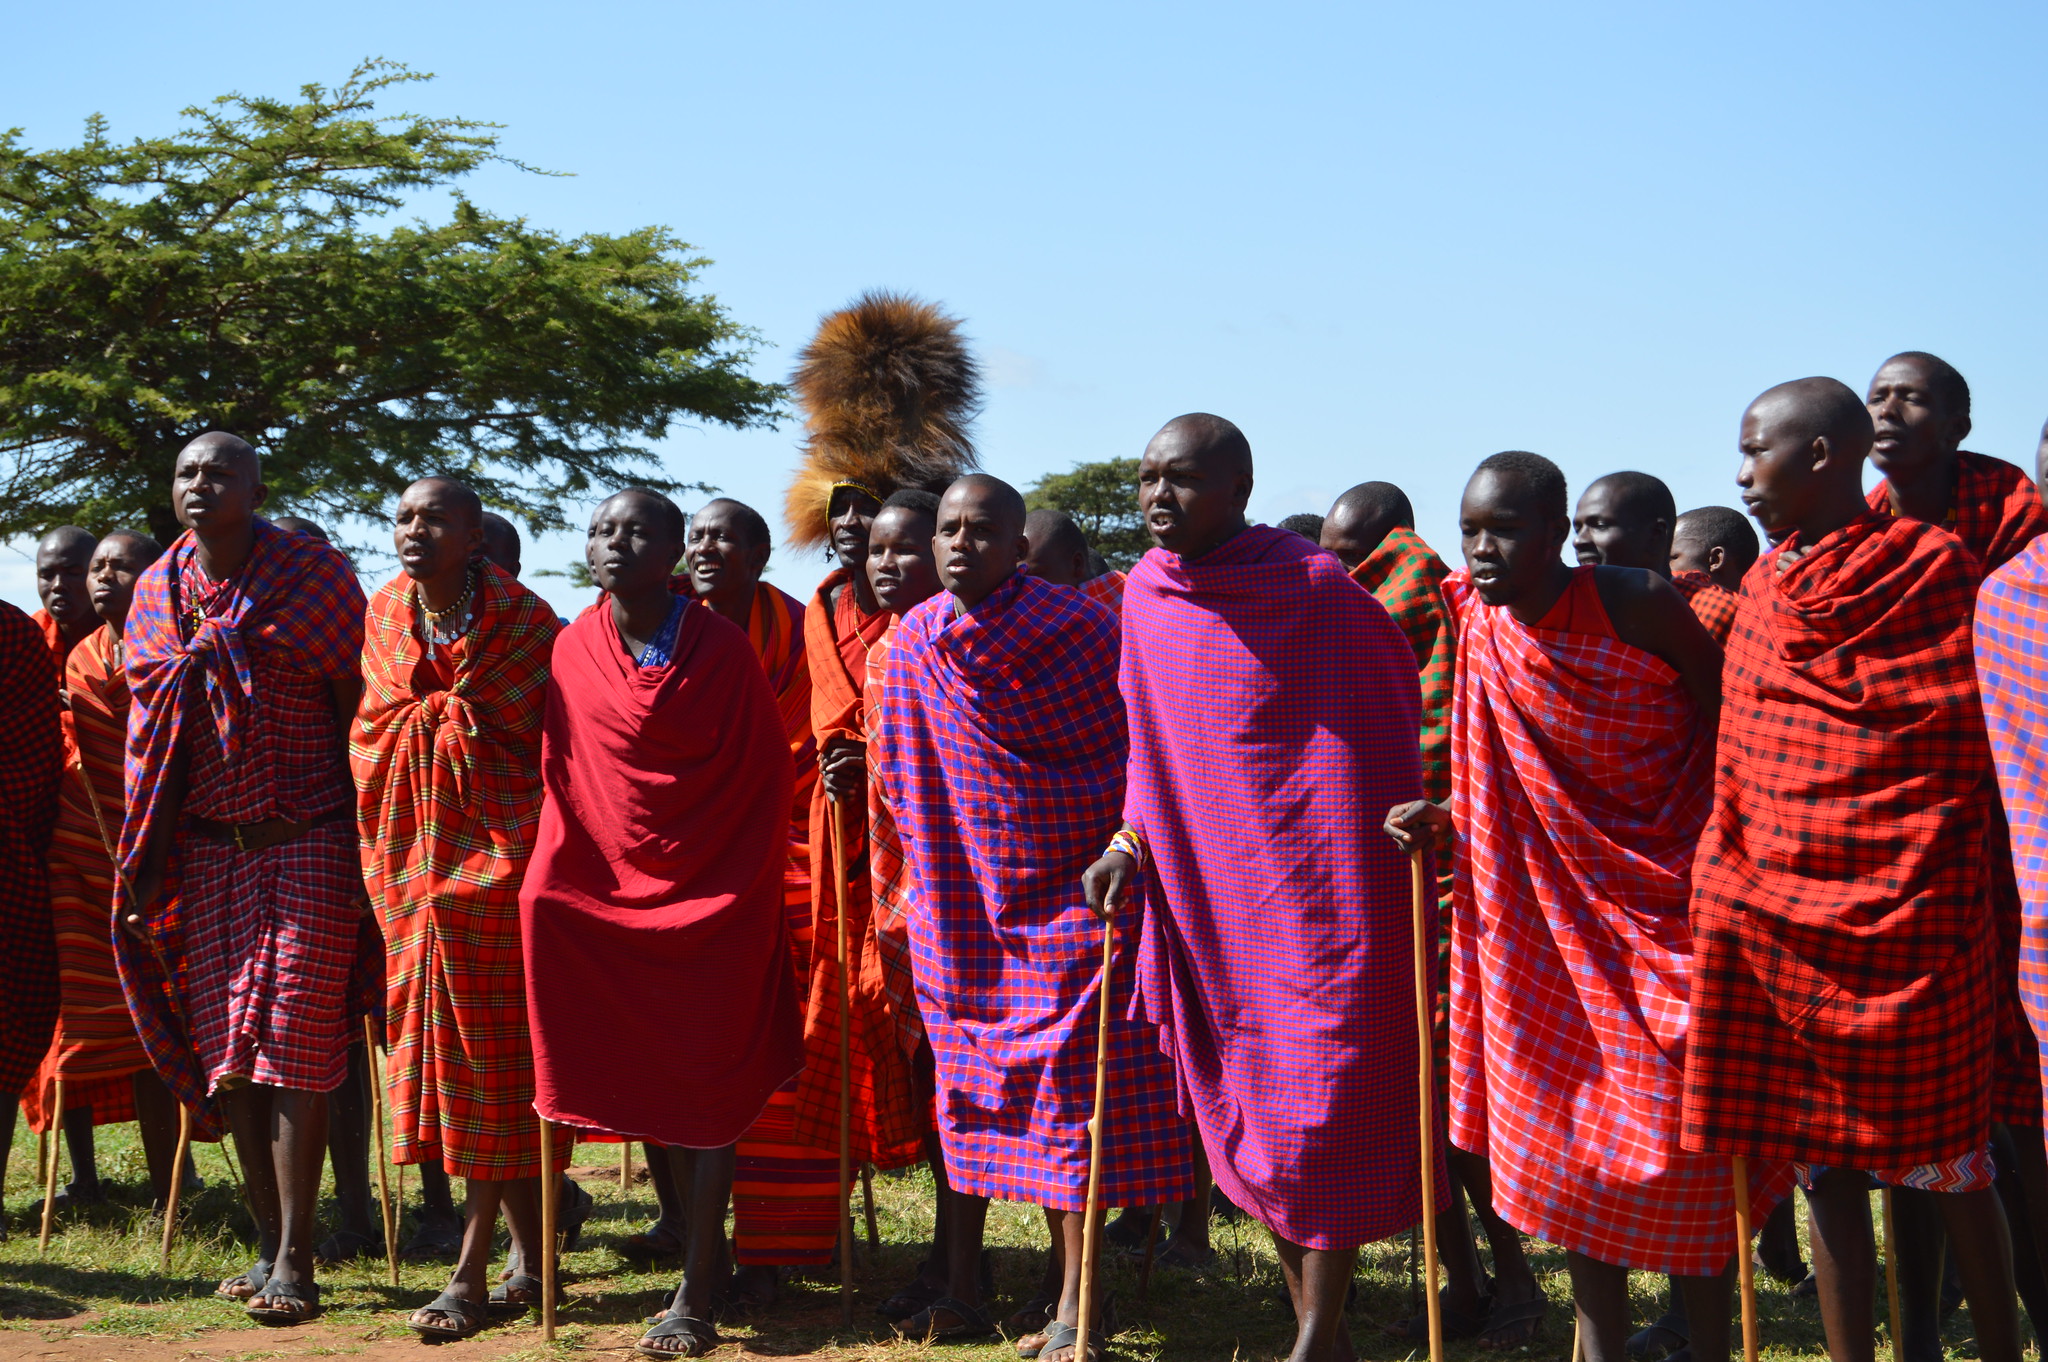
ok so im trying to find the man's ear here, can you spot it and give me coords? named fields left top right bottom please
left=1707, top=545, right=1726, bottom=574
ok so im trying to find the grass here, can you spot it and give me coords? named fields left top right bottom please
left=0, top=1115, right=2012, bottom=1360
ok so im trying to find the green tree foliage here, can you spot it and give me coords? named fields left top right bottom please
left=1024, top=456, right=1146, bottom=570
left=0, top=60, right=783, bottom=544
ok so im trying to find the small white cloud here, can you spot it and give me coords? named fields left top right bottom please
left=986, top=346, right=1046, bottom=390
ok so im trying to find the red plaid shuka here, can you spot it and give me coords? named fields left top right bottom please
left=1683, top=513, right=2000, bottom=1167
left=877, top=571, right=1193, bottom=1210
left=117, top=522, right=371, bottom=1115
left=1869, top=451, right=2048, bottom=1127
left=1080, top=569, right=1126, bottom=619
left=23, top=627, right=157, bottom=1133
left=790, top=571, right=926, bottom=1170
left=1447, top=567, right=1789, bottom=1273
left=354, top=565, right=565, bottom=1179
left=0, top=601, right=63, bottom=1100
left=1672, top=571, right=1738, bottom=646
left=1978, top=535, right=2048, bottom=1130
left=1868, top=448, right=2048, bottom=577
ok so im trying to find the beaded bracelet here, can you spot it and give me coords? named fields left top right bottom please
left=1105, top=827, right=1146, bottom=868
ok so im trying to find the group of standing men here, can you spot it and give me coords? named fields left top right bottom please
left=7, top=317, right=2048, bottom=1362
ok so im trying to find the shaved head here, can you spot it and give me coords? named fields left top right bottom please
left=479, top=512, right=522, bottom=576
left=947, top=474, right=1028, bottom=535
left=937, top=474, right=1030, bottom=607
left=183, top=430, right=261, bottom=478
left=1749, top=378, right=1874, bottom=461
left=1671, top=505, right=1760, bottom=592
left=98, top=528, right=163, bottom=559
left=1139, top=414, right=1255, bottom=559
left=271, top=516, right=330, bottom=543
left=406, top=476, right=483, bottom=528
left=37, top=524, right=96, bottom=562
left=1738, top=377, right=1874, bottom=544
left=1573, top=471, right=1675, bottom=573
left=1022, top=508, right=1092, bottom=588
left=1321, top=482, right=1414, bottom=570
left=1877, top=351, right=1969, bottom=421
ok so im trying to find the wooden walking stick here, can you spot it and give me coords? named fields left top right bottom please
left=1882, top=1187, right=1905, bottom=1357
left=1409, top=849, right=1444, bottom=1362
left=363, top=1018, right=399, bottom=1287
left=830, top=799, right=856, bottom=1324
left=159, top=1104, right=193, bottom=1270
left=540, top=1114, right=559, bottom=1342
left=862, top=1164, right=880, bottom=1251
left=1732, top=1157, right=1759, bottom=1362
left=39, top=1078, right=65, bottom=1253
left=1074, top=894, right=1119, bottom=1362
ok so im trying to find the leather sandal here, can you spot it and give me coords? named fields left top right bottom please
left=409, top=1289, right=487, bottom=1340
left=902, top=1295, right=997, bottom=1341
left=245, top=1278, right=321, bottom=1326
left=636, top=1311, right=718, bottom=1358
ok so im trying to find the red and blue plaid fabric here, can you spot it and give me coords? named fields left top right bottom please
left=116, top=521, right=369, bottom=1113
left=354, top=564, right=563, bottom=1178
left=0, top=601, right=63, bottom=1100
left=1977, top=535, right=2048, bottom=1130
left=1446, top=567, right=1789, bottom=1273
left=1121, top=525, right=1441, bottom=1251
left=875, top=571, right=1192, bottom=1211
left=1684, top=513, right=2000, bottom=1168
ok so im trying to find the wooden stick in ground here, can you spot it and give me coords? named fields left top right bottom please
left=1732, top=1156, right=1759, bottom=1362
left=1409, top=849, right=1443, bottom=1362
left=39, top=1078, right=65, bottom=1253
left=862, top=1163, right=880, bottom=1250
left=621, top=1140, right=633, bottom=1203
left=830, top=799, right=855, bottom=1324
left=540, top=1114, right=558, bottom=1342
left=1074, top=902, right=1118, bottom=1362
left=1882, top=1186, right=1904, bottom=1357
left=159, top=1103, right=194, bottom=1270
left=363, top=1018, right=399, bottom=1287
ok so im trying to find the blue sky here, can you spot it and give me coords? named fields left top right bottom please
left=6, top=0, right=2046, bottom=617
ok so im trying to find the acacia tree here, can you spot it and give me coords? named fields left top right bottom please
left=0, top=60, right=782, bottom=544
left=1024, top=456, right=1146, bottom=570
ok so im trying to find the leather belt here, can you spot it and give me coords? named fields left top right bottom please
left=188, top=806, right=349, bottom=854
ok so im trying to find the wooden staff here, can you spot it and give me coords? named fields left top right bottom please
left=39, top=1078, right=65, bottom=1252
left=1882, top=1187, right=1904, bottom=1357
left=830, top=800, right=855, bottom=1325
left=540, top=1114, right=558, bottom=1342
left=621, top=1141, right=634, bottom=1205
left=159, top=1105, right=193, bottom=1270
left=862, top=1164, right=880, bottom=1250
left=1074, top=898, right=1118, bottom=1362
left=1732, top=1157, right=1758, bottom=1362
left=364, top=1018, right=399, bottom=1286
left=1409, top=850, right=1443, bottom=1362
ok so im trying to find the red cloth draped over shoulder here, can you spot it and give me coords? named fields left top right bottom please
left=0, top=602, right=63, bottom=1100
left=1683, top=513, right=1999, bottom=1167
left=1080, top=569, right=1126, bottom=619
left=1868, top=449, right=2048, bottom=576
left=521, top=597, right=802, bottom=1148
left=1349, top=526, right=1454, bottom=804
left=1448, top=566, right=1787, bottom=1274
left=865, top=621, right=924, bottom=1064
left=791, top=570, right=925, bottom=1169
left=115, top=523, right=366, bottom=1127
left=1672, top=572, right=1738, bottom=646
left=1869, top=450, right=2048, bottom=1126
left=354, top=564, right=562, bottom=1178
left=1122, top=524, right=1438, bottom=1250
left=24, top=627, right=154, bottom=1132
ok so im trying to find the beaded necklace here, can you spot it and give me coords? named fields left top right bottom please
left=413, top=563, right=478, bottom=660
left=178, top=550, right=235, bottom=638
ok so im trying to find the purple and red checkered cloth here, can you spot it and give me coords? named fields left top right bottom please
left=1684, top=513, right=2000, bottom=1170
left=1447, top=566, right=1788, bottom=1274
left=876, top=570, right=1192, bottom=1211
left=116, top=521, right=369, bottom=1119
left=0, top=600, right=62, bottom=1100
left=1121, top=524, right=1440, bottom=1251
left=1978, top=534, right=2048, bottom=1130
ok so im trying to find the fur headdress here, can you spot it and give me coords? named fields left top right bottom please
left=782, top=291, right=983, bottom=552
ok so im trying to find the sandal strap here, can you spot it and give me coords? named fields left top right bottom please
left=1042, top=1320, right=1104, bottom=1361
left=643, top=1312, right=716, bottom=1342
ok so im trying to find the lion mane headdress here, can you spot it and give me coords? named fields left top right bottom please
left=782, top=291, right=983, bottom=552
